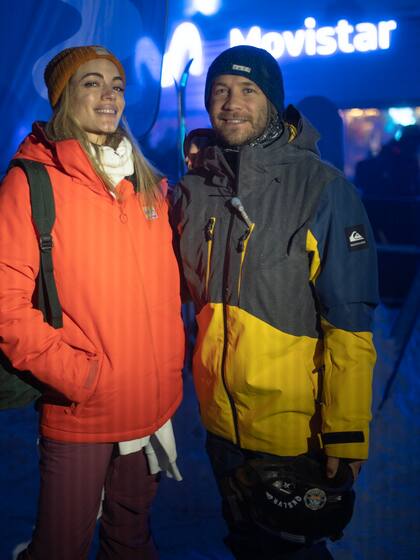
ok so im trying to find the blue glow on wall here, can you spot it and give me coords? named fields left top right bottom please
left=1, top=0, right=166, bottom=174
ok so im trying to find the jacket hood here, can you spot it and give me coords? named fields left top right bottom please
left=283, top=104, right=320, bottom=155
left=13, top=122, right=106, bottom=192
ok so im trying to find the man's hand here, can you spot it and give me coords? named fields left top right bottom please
left=326, top=456, right=364, bottom=481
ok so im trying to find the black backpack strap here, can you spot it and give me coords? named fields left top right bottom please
left=8, top=159, right=63, bottom=329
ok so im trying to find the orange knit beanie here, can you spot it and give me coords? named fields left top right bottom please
left=44, top=45, right=126, bottom=107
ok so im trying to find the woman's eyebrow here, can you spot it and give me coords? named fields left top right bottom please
left=78, top=72, right=123, bottom=81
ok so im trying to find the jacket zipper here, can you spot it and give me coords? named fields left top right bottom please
left=220, top=163, right=241, bottom=447
left=204, top=217, right=216, bottom=300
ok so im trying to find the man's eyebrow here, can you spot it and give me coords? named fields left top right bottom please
left=237, top=80, right=257, bottom=86
left=213, top=79, right=258, bottom=88
left=78, top=72, right=123, bottom=82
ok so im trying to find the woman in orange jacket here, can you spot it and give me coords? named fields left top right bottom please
left=0, top=46, right=185, bottom=559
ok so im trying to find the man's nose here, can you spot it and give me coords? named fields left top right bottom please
left=222, top=91, right=242, bottom=110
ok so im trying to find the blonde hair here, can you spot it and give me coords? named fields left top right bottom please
left=45, top=82, right=163, bottom=207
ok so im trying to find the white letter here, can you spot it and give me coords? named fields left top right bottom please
left=282, top=29, right=305, bottom=57
left=335, top=19, right=354, bottom=53
left=135, top=37, right=162, bottom=82
left=192, top=0, right=221, bottom=16
left=316, top=26, right=337, bottom=55
left=261, top=31, right=285, bottom=58
left=354, top=23, right=377, bottom=52
left=378, top=20, right=397, bottom=49
left=304, top=17, right=317, bottom=56
left=230, top=26, right=262, bottom=48
left=161, top=22, right=203, bottom=87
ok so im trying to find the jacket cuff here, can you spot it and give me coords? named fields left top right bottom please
left=322, top=430, right=369, bottom=460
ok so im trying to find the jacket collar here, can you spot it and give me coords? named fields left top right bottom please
left=194, top=105, right=320, bottom=189
left=14, top=122, right=110, bottom=196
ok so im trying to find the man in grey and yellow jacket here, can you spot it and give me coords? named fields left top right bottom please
left=172, top=45, right=378, bottom=559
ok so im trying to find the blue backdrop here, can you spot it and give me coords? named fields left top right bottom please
left=0, top=0, right=167, bottom=174
left=1, top=1, right=419, bottom=173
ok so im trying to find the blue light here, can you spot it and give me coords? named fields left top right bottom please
left=192, top=0, right=221, bottom=16
left=161, top=22, right=204, bottom=87
left=388, top=108, right=416, bottom=127
left=229, top=18, right=397, bottom=58
left=162, top=17, right=398, bottom=86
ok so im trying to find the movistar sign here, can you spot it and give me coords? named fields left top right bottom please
left=230, top=18, right=397, bottom=57
left=157, top=17, right=397, bottom=87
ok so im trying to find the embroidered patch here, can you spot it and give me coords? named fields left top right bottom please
left=143, top=206, right=158, bottom=220
left=232, top=64, right=251, bottom=73
left=345, top=224, right=368, bottom=251
left=303, top=488, right=327, bottom=511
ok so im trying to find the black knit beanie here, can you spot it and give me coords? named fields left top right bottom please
left=204, top=45, right=285, bottom=115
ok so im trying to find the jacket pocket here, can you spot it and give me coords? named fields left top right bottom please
left=258, top=220, right=308, bottom=270
left=68, top=350, right=104, bottom=417
left=322, top=350, right=332, bottom=407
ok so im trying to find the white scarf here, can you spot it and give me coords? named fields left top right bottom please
left=91, top=136, right=134, bottom=187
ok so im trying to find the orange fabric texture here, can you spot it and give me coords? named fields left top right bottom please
left=0, top=124, right=184, bottom=442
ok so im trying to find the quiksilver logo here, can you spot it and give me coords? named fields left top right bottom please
left=345, top=225, right=368, bottom=251
left=349, top=230, right=365, bottom=243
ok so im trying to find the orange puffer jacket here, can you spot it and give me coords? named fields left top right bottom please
left=0, top=124, right=184, bottom=442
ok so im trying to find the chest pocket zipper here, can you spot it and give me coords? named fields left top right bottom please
left=205, top=217, right=216, bottom=299
left=237, top=223, right=255, bottom=299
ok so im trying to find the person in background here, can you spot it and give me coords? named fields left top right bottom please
left=172, top=45, right=378, bottom=559
left=0, top=45, right=185, bottom=559
left=183, top=128, right=215, bottom=170
left=354, top=124, right=420, bottom=198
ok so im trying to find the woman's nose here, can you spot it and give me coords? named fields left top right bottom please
left=101, top=84, right=116, bottom=99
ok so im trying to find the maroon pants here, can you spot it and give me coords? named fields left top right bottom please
left=19, top=437, right=160, bottom=560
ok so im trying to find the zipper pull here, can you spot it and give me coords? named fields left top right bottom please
left=205, top=217, right=216, bottom=241
left=237, top=228, right=251, bottom=252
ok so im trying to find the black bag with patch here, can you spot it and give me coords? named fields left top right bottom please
left=0, top=159, right=63, bottom=410
left=230, top=453, right=355, bottom=544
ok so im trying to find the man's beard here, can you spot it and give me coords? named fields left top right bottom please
left=212, top=111, right=268, bottom=147
left=213, top=106, right=282, bottom=148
